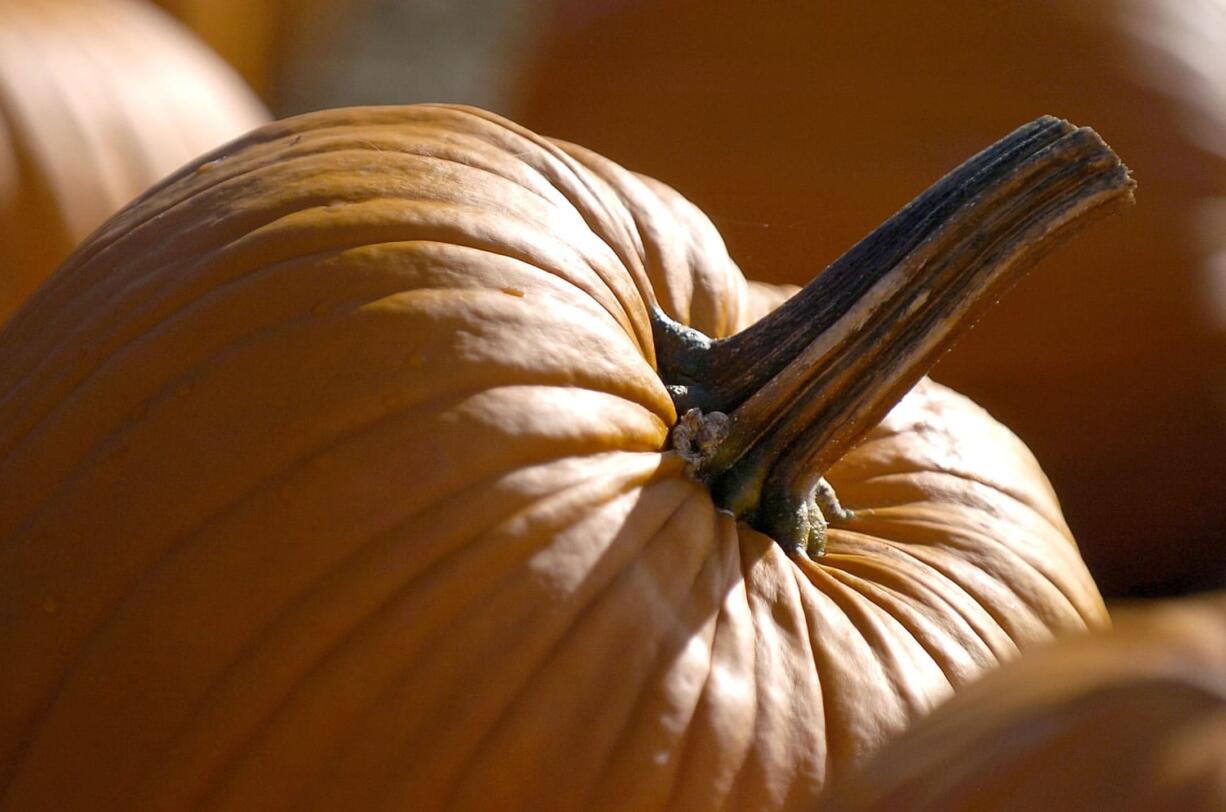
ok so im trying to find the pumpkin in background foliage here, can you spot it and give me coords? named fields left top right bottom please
left=822, top=592, right=1226, bottom=811
left=0, top=105, right=1123, bottom=809
left=515, top=0, right=1226, bottom=597
left=0, top=0, right=269, bottom=322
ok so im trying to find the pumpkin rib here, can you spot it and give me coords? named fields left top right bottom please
left=0, top=226, right=662, bottom=485
left=788, top=564, right=837, bottom=793
left=1, top=265, right=660, bottom=541
left=566, top=523, right=729, bottom=812
left=829, top=524, right=1044, bottom=628
left=0, top=157, right=659, bottom=440
left=446, top=486, right=714, bottom=811
left=2, top=131, right=581, bottom=369
left=137, top=452, right=664, bottom=810
left=0, top=383, right=501, bottom=784
left=800, top=560, right=948, bottom=721
left=846, top=464, right=1069, bottom=544
left=0, top=385, right=668, bottom=792
left=635, top=556, right=729, bottom=812
left=719, top=534, right=767, bottom=809
left=819, top=545, right=1015, bottom=666
left=848, top=482, right=1093, bottom=622
left=51, top=116, right=580, bottom=284
left=858, top=536, right=1047, bottom=655
left=852, top=512, right=1091, bottom=632
left=259, top=463, right=694, bottom=811
left=813, top=563, right=991, bottom=690
left=400, top=104, right=668, bottom=353
left=658, top=520, right=757, bottom=811
left=834, top=521, right=1079, bottom=644
left=724, top=542, right=823, bottom=811
left=9, top=452, right=679, bottom=810
left=553, top=143, right=691, bottom=324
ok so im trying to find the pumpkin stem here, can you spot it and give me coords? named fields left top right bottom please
left=654, top=116, right=1134, bottom=556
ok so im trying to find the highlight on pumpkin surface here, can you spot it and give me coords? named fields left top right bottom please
left=820, top=591, right=1226, bottom=811
left=0, top=104, right=1113, bottom=810
left=0, top=0, right=269, bottom=322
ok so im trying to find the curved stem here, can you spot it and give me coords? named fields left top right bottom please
left=656, top=116, right=1134, bottom=554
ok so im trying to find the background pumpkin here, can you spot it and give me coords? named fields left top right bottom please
left=151, top=0, right=349, bottom=102
left=821, top=591, right=1226, bottom=811
left=513, top=0, right=1226, bottom=597
left=0, top=105, right=1108, bottom=809
left=0, top=0, right=269, bottom=322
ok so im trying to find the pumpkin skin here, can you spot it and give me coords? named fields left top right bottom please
left=514, top=0, right=1226, bottom=597
left=0, top=0, right=270, bottom=322
left=822, top=592, right=1226, bottom=811
left=0, top=105, right=1106, bottom=810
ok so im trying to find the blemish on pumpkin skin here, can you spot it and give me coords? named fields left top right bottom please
left=501, top=287, right=526, bottom=298
left=195, top=158, right=223, bottom=175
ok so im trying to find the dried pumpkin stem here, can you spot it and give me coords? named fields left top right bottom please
left=655, top=116, right=1134, bottom=556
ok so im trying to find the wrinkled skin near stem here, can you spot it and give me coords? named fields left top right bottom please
left=655, top=116, right=1135, bottom=556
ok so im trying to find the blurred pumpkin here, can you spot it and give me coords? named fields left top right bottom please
left=0, top=105, right=1113, bottom=809
left=822, top=591, right=1226, bottom=811
left=514, top=0, right=1226, bottom=596
left=153, top=0, right=350, bottom=103
left=0, top=0, right=269, bottom=322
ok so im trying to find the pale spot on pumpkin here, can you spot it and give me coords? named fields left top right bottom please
left=195, top=159, right=223, bottom=175
left=501, top=286, right=526, bottom=298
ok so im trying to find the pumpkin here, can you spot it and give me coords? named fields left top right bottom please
left=0, top=105, right=1123, bottom=809
left=0, top=0, right=270, bottom=322
left=515, top=0, right=1226, bottom=597
left=821, top=591, right=1226, bottom=811
left=152, top=0, right=349, bottom=101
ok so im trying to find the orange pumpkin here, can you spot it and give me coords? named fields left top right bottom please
left=822, top=592, right=1226, bottom=811
left=0, top=105, right=1116, bottom=809
left=152, top=0, right=349, bottom=100
left=515, top=0, right=1226, bottom=597
left=0, top=0, right=269, bottom=322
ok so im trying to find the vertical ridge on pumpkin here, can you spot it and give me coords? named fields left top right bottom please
left=442, top=482, right=712, bottom=810
left=133, top=453, right=655, bottom=810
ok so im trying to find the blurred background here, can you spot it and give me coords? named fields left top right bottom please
left=5, top=0, right=1225, bottom=598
